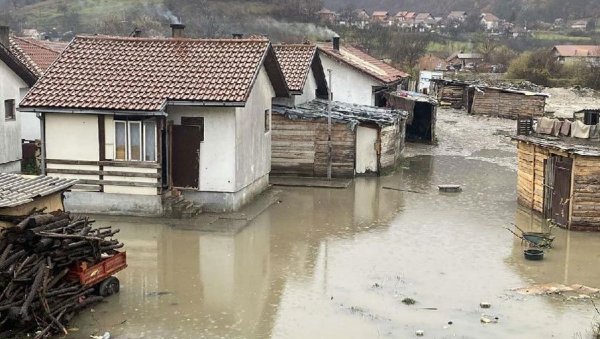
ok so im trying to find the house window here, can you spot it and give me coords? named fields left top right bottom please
left=4, top=100, right=15, bottom=121
left=114, top=119, right=157, bottom=161
left=265, top=109, right=271, bottom=132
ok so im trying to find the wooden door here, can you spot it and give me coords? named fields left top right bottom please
left=171, top=125, right=201, bottom=188
left=355, top=126, right=378, bottom=174
left=550, top=156, right=573, bottom=226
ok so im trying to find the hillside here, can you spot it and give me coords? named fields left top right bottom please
left=324, top=0, right=600, bottom=23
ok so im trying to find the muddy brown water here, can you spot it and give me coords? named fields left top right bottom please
left=63, top=153, right=600, bottom=339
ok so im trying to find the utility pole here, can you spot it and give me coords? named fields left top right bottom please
left=327, top=69, right=332, bottom=180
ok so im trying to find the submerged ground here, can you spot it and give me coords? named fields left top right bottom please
left=67, top=109, right=600, bottom=339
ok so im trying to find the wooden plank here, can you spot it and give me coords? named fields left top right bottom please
left=76, top=179, right=160, bottom=188
left=46, top=168, right=160, bottom=178
left=47, top=159, right=160, bottom=169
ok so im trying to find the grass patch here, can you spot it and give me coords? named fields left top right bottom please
left=532, top=31, right=592, bottom=42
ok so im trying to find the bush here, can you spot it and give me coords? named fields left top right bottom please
left=506, top=49, right=562, bottom=86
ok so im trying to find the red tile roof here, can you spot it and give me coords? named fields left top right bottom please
left=553, top=45, right=600, bottom=57
left=20, top=35, right=288, bottom=112
left=273, top=44, right=316, bottom=93
left=9, top=36, right=66, bottom=77
left=316, top=42, right=409, bottom=85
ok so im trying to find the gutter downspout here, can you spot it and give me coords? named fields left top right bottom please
left=327, top=69, right=332, bottom=180
left=38, top=112, right=46, bottom=175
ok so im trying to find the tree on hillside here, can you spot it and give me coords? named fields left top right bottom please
left=475, top=35, right=499, bottom=62
left=389, top=32, right=433, bottom=68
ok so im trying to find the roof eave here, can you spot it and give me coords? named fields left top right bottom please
left=18, top=106, right=167, bottom=116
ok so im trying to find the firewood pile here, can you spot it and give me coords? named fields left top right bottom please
left=0, top=211, right=123, bottom=338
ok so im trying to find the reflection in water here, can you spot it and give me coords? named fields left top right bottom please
left=510, top=206, right=600, bottom=287
left=69, top=155, right=600, bottom=339
left=70, top=178, right=403, bottom=338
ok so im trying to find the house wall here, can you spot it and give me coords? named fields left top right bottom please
left=45, top=113, right=161, bottom=196
left=19, top=88, right=39, bottom=141
left=167, top=106, right=236, bottom=193
left=471, top=89, right=546, bottom=119
left=319, top=52, right=381, bottom=106
left=0, top=60, right=27, bottom=172
left=294, top=68, right=318, bottom=106
left=271, top=114, right=356, bottom=177
left=235, top=65, right=274, bottom=192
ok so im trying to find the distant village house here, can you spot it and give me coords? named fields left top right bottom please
left=316, top=8, right=337, bottom=24
left=552, top=45, right=600, bottom=65
left=481, top=13, right=500, bottom=31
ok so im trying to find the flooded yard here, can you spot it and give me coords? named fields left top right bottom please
left=68, top=109, right=600, bottom=339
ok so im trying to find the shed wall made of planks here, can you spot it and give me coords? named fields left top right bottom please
left=517, top=141, right=548, bottom=213
left=271, top=114, right=356, bottom=177
left=570, top=155, right=600, bottom=230
left=380, top=123, right=404, bottom=170
left=471, top=90, right=546, bottom=119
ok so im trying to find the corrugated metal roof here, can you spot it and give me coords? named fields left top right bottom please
left=0, top=173, right=77, bottom=208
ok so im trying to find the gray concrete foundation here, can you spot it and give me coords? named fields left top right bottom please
left=183, top=174, right=270, bottom=212
left=64, top=191, right=163, bottom=217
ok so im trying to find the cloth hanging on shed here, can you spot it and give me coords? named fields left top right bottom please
left=551, top=120, right=562, bottom=136
left=560, top=120, right=571, bottom=136
left=590, top=123, right=600, bottom=140
left=571, top=120, right=591, bottom=139
left=536, top=117, right=554, bottom=135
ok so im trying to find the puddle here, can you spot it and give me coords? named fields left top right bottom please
left=66, top=155, right=600, bottom=339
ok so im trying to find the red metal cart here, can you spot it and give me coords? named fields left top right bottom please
left=68, top=252, right=127, bottom=297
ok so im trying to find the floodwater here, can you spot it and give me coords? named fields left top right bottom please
left=67, top=110, right=600, bottom=339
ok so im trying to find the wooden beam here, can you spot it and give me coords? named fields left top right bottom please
left=76, top=179, right=160, bottom=188
left=46, top=168, right=160, bottom=178
left=46, top=159, right=160, bottom=169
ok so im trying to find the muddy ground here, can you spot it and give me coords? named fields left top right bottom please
left=545, top=87, right=600, bottom=119
left=65, top=108, right=600, bottom=339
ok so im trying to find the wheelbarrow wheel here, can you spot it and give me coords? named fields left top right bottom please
left=98, top=277, right=120, bottom=297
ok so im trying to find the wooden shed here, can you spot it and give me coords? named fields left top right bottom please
left=0, top=173, right=76, bottom=227
left=513, top=134, right=600, bottom=231
left=271, top=99, right=407, bottom=177
left=471, top=87, right=548, bottom=119
left=385, top=90, right=438, bottom=144
left=429, top=79, right=471, bottom=109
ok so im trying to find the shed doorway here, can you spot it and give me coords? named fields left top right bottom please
left=356, top=126, right=378, bottom=174
left=171, top=125, right=201, bottom=189
left=543, top=155, right=573, bottom=227
left=406, top=102, right=433, bottom=142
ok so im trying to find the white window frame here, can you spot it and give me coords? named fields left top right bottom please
left=143, top=120, right=158, bottom=162
left=114, top=119, right=156, bottom=162
left=114, top=120, right=127, bottom=161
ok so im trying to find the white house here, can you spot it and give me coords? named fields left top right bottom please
left=9, top=35, right=67, bottom=141
left=481, top=13, right=500, bottom=31
left=272, top=43, right=329, bottom=107
left=316, top=37, right=409, bottom=107
left=0, top=26, right=37, bottom=173
left=19, top=26, right=289, bottom=215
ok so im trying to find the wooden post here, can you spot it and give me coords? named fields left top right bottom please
left=327, top=69, right=333, bottom=180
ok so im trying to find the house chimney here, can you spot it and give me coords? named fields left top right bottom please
left=232, top=33, right=243, bottom=39
left=0, top=26, right=9, bottom=49
left=170, top=23, right=185, bottom=38
left=332, top=36, right=340, bottom=51
left=131, top=28, right=142, bottom=37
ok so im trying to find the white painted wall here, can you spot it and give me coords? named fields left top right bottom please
left=0, top=60, right=27, bottom=170
left=294, top=68, right=318, bottom=106
left=235, top=65, right=274, bottom=191
left=168, top=106, right=237, bottom=192
left=418, top=71, right=444, bottom=93
left=319, top=52, right=381, bottom=106
left=355, top=126, right=378, bottom=174
left=45, top=113, right=99, bottom=161
left=19, top=88, right=39, bottom=141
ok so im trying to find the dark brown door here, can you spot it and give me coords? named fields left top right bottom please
left=551, top=156, right=573, bottom=227
left=171, top=125, right=201, bottom=188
